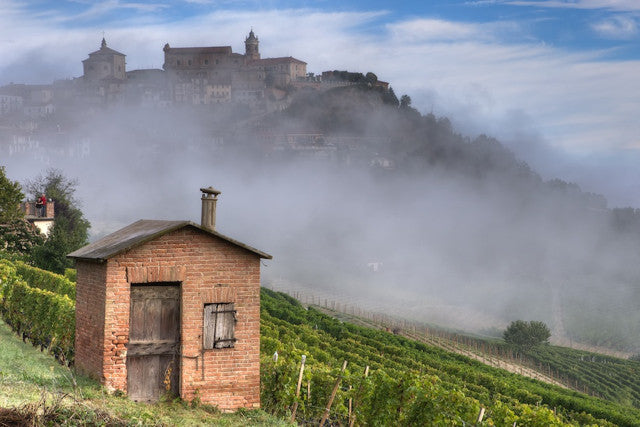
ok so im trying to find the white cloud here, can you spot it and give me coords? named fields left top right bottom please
left=505, top=0, right=640, bottom=12
left=387, top=19, right=483, bottom=42
left=592, top=15, right=638, bottom=38
left=1, top=4, right=640, bottom=164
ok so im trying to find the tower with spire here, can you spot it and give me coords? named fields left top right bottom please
left=82, top=38, right=126, bottom=83
left=244, top=29, right=260, bottom=61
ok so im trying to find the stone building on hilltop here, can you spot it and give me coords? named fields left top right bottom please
left=81, top=38, right=127, bottom=105
left=162, top=30, right=306, bottom=107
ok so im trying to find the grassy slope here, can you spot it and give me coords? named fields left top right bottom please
left=0, top=317, right=290, bottom=426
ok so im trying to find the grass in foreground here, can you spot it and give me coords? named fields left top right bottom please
left=0, top=317, right=290, bottom=426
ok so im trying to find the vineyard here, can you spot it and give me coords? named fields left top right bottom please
left=260, top=288, right=640, bottom=426
left=2, top=259, right=640, bottom=425
left=309, top=301, right=640, bottom=409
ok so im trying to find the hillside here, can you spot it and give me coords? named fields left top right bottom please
left=3, top=260, right=640, bottom=425
left=243, top=83, right=640, bottom=354
left=260, top=288, right=640, bottom=425
left=0, top=316, right=289, bottom=426
left=4, top=72, right=640, bottom=352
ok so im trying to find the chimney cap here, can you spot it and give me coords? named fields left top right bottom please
left=200, top=186, right=221, bottom=196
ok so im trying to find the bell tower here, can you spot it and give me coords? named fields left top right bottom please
left=244, top=29, right=260, bottom=61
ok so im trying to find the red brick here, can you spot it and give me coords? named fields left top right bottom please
left=74, top=227, right=263, bottom=410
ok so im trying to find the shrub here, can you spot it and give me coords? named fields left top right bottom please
left=504, top=320, right=551, bottom=350
left=13, top=261, right=76, bottom=299
left=0, top=259, right=75, bottom=364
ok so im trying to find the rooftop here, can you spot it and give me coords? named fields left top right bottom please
left=68, top=219, right=272, bottom=262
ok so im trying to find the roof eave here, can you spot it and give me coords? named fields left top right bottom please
left=67, top=220, right=272, bottom=261
left=67, top=220, right=189, bottom=261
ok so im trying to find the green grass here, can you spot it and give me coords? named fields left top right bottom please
left=0, top=317, right=291, bottom=426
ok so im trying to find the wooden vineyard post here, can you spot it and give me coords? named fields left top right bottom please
left=290, top=354, right=307, bottom=423
left=348, top=385, right=353, bottom=425
left=349, top=365, right=369, bottom=427
left=476, top=407, right=485, bottom=423
left=319, top=360, right=348, bottom=427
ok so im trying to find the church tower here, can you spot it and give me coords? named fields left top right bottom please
left=244, top=29, right=260, bottom=61
left=82, top=38, right=126, bottom=82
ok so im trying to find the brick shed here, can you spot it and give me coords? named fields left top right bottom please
left=68, top=187, right=271, bottom=409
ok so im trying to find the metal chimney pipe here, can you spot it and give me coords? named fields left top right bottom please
left=200, top=186, right=221, bottom=231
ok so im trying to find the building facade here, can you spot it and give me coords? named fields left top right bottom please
left=162, top=30, right=307, bottom=106
left=68, top=189, right=271, bottom=410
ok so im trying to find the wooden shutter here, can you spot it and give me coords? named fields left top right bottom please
left=203, top=303, right=236, bottom=349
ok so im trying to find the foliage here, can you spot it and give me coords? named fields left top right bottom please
left=260, top=289, right=637, bottom=426
left=0, top=259, right=75, bottom=365
left=504, top=320, right=551, bottom=350
left=365, top=72, right=377, bottom=84
left=64, top=268, right=77, bottom=282
left=26, top=169, right=90, bottom=273
left=13, top=261, right=76, bottom=299
left=0, top=166, right=24, bottom=223
left=399, top=94, right=412, bottom=109
left=0, top=219, right=44, bottom=258
left=0, top=167, right=43, bottom=259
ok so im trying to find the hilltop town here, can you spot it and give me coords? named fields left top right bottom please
left=0, top=30, right=389, bottom=115
left=0, top=30, right=397, bottom=165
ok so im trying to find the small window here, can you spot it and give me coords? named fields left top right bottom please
left=203, top=303, right=236, bottom=349
left=188, top=60, right=192, bottom=66
left=204, top=59, right=209, bottom=65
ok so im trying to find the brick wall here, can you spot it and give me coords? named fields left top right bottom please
left=75, top=225, right=262, bottom=409
left=74, top=261, right=107, bottom=380
left=46, top=201, right=54, bottom=218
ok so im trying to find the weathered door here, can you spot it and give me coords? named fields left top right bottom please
left=127, top=284, right=180, bottom=402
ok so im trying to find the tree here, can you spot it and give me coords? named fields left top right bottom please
left=503, top=320, right=551, bottom=350
left=365, top=72, right=378, bottom=85
left=27, top=169, right=90, bottom=273
left=0, top=166, right=24, bottom=223
left=382, top=86, right=399, bottom=107
left=0, top=166, right=44, bottom=260
left=400, top=94, right=412, bottom=109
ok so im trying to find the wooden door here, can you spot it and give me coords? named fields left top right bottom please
left=127, top=284, right=180, bottom=402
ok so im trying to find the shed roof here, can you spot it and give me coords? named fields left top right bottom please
left=68, top=219, right=272, bottom=262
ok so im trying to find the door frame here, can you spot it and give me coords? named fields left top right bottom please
left=126, top=282, right=181, bottom=402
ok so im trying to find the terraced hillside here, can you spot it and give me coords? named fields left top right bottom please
left=261, top=288, right=640, bottom=426
left=3, top=260, right=640, bottom=425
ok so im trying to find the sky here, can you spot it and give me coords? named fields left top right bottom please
left=1, top=0, right=640, bottom=206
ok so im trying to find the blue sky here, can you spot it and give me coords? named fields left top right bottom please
left=2, top=0, right=640, bottom=205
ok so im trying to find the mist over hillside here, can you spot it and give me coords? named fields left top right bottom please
left=3, top=83, right=640, bottom=353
